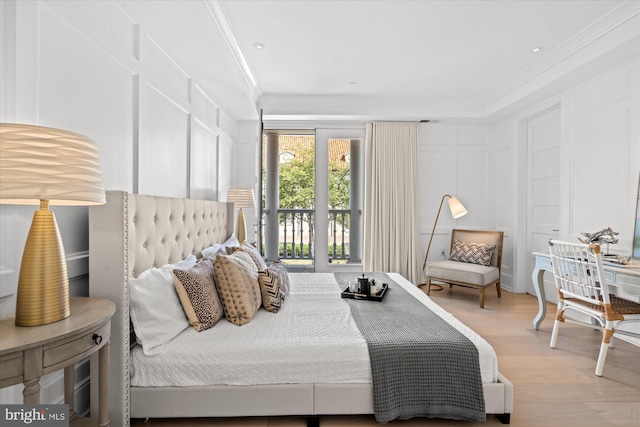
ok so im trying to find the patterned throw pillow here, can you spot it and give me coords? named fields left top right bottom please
left=449, top=240, right=496, bottom=267
left=269, top=260, right=290, bottom=297
left=226, top=242, right=268, bottom=271
left=173, top=258, right=223, bottom=332
left=258, top=269, right=283, bottom=313
left=213, top=249, right=261, bottom=326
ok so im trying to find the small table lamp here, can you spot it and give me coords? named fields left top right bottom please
left=0, top=123, right=106, bottom=326
left=227, top=188, right=255, bottom=243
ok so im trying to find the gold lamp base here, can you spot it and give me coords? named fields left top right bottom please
left=15, top=200, right=70, bottom=326
left=236, top=207, right=247, bottom=243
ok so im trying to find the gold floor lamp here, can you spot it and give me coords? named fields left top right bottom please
left=227, top=188, right=256, bottom=243
left=0, top=123, right=105, bottom=326
left=422, top=194, right=468, bottom=290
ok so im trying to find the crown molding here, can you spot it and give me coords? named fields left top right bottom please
left=260, top=95, right=485, bottom=122
left=484, top=1, right=640, bottom=112
left=205, top=0, right=262, bottom=104
left=210, top=0, right=639, bottom=123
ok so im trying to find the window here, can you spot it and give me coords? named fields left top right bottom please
left=261, top=129, right=364, bottom=271
left=262, top=132, right=315, bottom=268
left=327, top=139, right=352, bottom=264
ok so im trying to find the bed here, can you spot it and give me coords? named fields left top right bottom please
left=89, top=191, right=513, bottom=426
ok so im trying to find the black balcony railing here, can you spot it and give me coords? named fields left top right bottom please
left=279, top=209, right=314, bottom=260
left=328, top=209, right=349, bottom=262
left=262, top=208, right=352, bottom=262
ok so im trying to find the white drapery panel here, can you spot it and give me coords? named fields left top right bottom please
left=363, top=122, right=422, bottom=285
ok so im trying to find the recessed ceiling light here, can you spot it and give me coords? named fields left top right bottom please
left=349, top=81, right=357, bottom=86
left=531, top=47, right=543, bottom=53
left=253, top=43, right=265, bottom=50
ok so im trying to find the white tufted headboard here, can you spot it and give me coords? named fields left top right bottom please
left=88, top=191, right=233, bottom=427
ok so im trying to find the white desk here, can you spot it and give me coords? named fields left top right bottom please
left=532, top=252, right=640, bottom=329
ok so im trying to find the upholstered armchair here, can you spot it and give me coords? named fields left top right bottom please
left=425, top=229, right=504, bottom=308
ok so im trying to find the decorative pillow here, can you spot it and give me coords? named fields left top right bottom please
left=202, top=244, right=225, bottom=263
left=258, top=268, right=283, bottom=313
left=129, top=254, right=196, bottom=355
left=173, top=258, right=224, bottom=332
left=224, top=233, right=240, bottom=247
left=201, top=233, right=240, bottom=258
left=201, top=243, right=223, bottom=259
left=449, top=240, right=496, bottom=267
left=213, top=249, right=262, bottom=326
left=269, top=260, right=290, bottom=297
left=227, top=241, right=267, bottom=271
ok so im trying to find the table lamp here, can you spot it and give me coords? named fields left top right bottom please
left=422, top=194, right=467, bottom=289
left=0, top=123, right=105, bottom=326
left=227, top=188, right=255, bottom=243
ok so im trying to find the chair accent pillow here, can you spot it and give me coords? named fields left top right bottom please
left=213, top=249, right=261, bottom=326
left=450, top=240, right=496, bottom=267
left=258, top=268, right=283, bottom=313
left=174, top=258, right=224, bottom=332
left=129, top=254, right=196, bottom=355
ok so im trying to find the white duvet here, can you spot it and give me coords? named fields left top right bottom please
left=130, top=272, right=498, bottom=387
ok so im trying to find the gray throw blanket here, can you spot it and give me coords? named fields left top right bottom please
left=335, top=272, right=485, bottom=423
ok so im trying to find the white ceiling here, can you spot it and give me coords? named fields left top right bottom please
left=120, top=0, right=639, bottom=123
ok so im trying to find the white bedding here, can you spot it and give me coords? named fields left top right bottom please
left=130, top=272, right=498, bottom=387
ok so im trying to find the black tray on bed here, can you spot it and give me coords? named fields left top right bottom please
left=341, top=283, right=388, bottom=301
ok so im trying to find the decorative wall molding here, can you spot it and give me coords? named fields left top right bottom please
left=0, top=1, right=16, bottom=122
left=418, top=123, right=492, bottom=262
left=485, top=1, right=640, bottom=109
left=66, top=251, right=89, bottom=281
left=261, top=95, right=484, bottom=122
left=257, top=2, right=640, bottom=123
left=205, top=0, right=262, bottom=103
left=1, top=0, right=241, bottom=406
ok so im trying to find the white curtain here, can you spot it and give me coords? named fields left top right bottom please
left=363, top=122, right=422, bottom=285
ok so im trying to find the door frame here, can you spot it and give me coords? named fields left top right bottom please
left=524, top=107, right=561, bottom=297
left=514, top=102, right=562, bottom=294
left=314, top=128, right=365, bottom=273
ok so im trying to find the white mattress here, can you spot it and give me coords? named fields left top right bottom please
left=130, top=272, right=498, bottom=387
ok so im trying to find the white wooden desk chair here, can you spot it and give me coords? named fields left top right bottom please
left=548, top=240, right=640, bottom=376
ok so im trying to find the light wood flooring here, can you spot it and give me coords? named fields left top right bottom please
left=131, top=285, right=640, bottom=427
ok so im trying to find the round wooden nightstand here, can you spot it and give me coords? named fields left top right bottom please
left=0, top=297, right=115, bottom=426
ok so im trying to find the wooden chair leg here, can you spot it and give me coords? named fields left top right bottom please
left=479, top=288, right=485, bottom=309
left=496, top=282, right=502, bottom=298
left=426, top=278, right=432, bottom=295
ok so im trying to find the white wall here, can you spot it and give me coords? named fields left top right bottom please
left=418, top=122, right=515, bottom=288
left=561, top=60, right=639, bottom=247
left=419, top=57, right=639, bottom=294
left=497, top=57, right=640, bottom=295
left=230, top=120, right=262, bottom=243
left=0, top=0, right=246, bottom=408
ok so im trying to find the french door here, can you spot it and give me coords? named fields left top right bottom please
left=315, top=129, right=365, bottom=272
left=261, top=128, right=364, bottom=272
